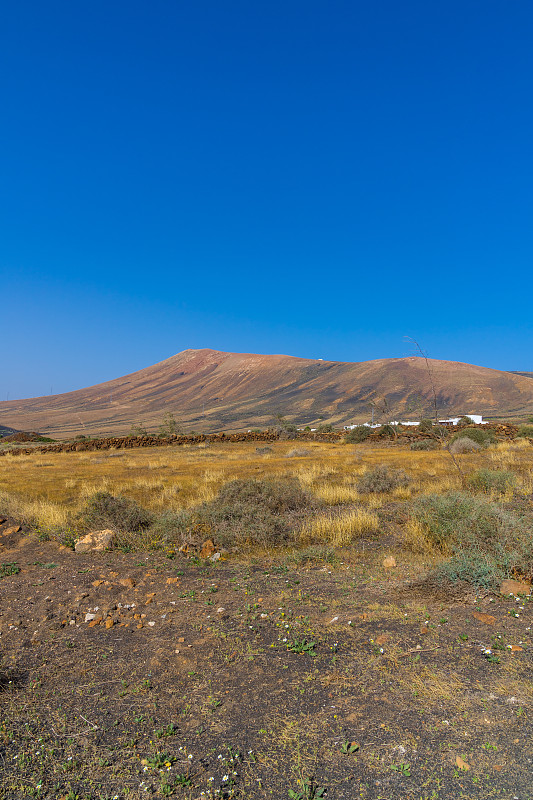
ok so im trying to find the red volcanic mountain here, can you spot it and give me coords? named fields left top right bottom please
left=1, top=349, right=533, bottom=437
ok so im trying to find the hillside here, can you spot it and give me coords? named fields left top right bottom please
left=2, top=348, right=533, bottom=437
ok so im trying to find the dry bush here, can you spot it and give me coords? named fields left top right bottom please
left=285, top=448, right=310, bottom=458
left=76, top=492, right=155, bottom=533
left=465, top=468, right=516, bottom=495
left=449, top=437, right=481, bottom=454
left=357, top=464, right=411, bottom=493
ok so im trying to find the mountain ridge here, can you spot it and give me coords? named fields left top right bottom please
left=2, top=348, right=533, bottom=437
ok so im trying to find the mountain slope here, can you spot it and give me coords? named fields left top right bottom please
left=2, top=349, right=533, bottom=437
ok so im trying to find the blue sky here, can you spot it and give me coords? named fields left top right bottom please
left=2, top=1, right=532, bottom=399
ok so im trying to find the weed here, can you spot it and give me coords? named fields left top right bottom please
left=390, top=761, right=411, bottom=776
left=344, top=426, right=370, bottom=443
left=0, top=563, right=20, bottom=579
left=288, top=779, right=325, bottom=799
left=465, top=468, right=516, bottom=495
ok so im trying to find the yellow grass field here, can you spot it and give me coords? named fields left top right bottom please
left=1, top=438, right=531, bottom=533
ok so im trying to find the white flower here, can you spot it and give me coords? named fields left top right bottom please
left=223, top=774, right=229, bottom=781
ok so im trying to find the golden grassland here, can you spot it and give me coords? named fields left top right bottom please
left=1, top=438, right=532, bottom=543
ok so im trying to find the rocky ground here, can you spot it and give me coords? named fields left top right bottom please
left=1, top=518, right=532, bottom=799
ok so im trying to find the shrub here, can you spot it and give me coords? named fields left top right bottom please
left=410, top=440, right=438, bottom=451
left=200, top=478, right=312, bottom=547
left=286, top=448, right=310, bottom=458
left=77, top=492, right=154, bottom=533
left=344, top=426, right=370, bottom=443
left=449, top=437, right=481, bottom=454
left=375, top=424, right=396, bottom=438
left=256, top=446, right=273, bottom=454
left=357, top=464, right=411, bottom=493
left=516, top=425, right=533, bottom=439
left=317, top=423, right=333, bottom=433
left=410, top=491, right=533, bottom=587
left=450, top=427, right=494, bottom=448
left=465, top=469, right=516, bottom=495
left=418, top=418, right=434, bottom=433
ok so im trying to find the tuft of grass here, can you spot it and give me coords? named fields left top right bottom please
left=300, top=508, right=379, bottom=546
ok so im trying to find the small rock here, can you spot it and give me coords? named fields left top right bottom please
left=178, top=636, right=185, bottom=643
left=420, top=626, right=429, bottom=634
left=84, top=613, right=96, bottom=623
left=147, top=621, right=155, bottom=627
left=473, top=612, right=496, bottom=625
left=210, top=552, right=221, bottom=561
left=105, top=619, right=114, bottom=629
left=92, top=580, right=104, bottom=587
left=75, top=529, right=114, bottom=554
left=216, top=607, right=226, bottom=614
left=382, top=556, right=396, bottom=569
left=500, top=579, right=531, bottom=596
left=328, top=616, right=339, bottom=625
left=510, top=645, right=523, bottom=652
left=200, top=539, right=216, bottom=559
left=120, top=577, right=135, bottom=589
left=2, top=525, right=21, bottom=536
left=455, top=756, right=470, bottom=771
left=375, top=634, right=389, bottom=646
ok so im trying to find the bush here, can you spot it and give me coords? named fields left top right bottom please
left=344, top=426, right=370, bottom=443
left=418, top=418, right=434, bottom=433
left=410, top=440, right=438, bottom=451
left=465, top=469, right=516, bottom=495
left=449, top=437, right=481, bottom=454
left=357, top=464, right=411, bottom=493
left=286, top=448, right=310, bottom=458
left=375, top=424, right=396, bottom=438
left=77, top=492, right=155, bottom=533
left=517, top=425, right=533, bottom=439
left=450, top=427, right=494, bottom=448
left=256, top=446, right=273, bottom=454
left=410, top=491, right=533, bottom=587
left=317, top=423, right=333, bottom=433
left=200, top=478, right=312, bottom=547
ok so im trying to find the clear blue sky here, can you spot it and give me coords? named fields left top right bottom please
left=2, top=1, right=532, bottom=399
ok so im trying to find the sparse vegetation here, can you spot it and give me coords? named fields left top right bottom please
left=357, top=464, right=411, bottom=493
left=465, top=468, right=516, bottom=495
left=516, top=424, right=533, bottom=438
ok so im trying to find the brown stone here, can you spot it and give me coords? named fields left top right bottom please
left=420, top=626, right=429, bottom=634
left=92, top=580, right=104, bottom=587
left=2, top=525, right=21, bottom=536
left=455, top=756, right=470, bottom=771
left=166, top=577, right=179, bottom=584
left=375, top=634, right=389, bottom=646
left=200, top=539, right=216, bottom=559
left=511, top=644, right=523, bottom=652
left=75, top=529, right=114, bottom=554
left=382, top=556, right=396, bottom=569
left=500, top=579, right=531, bottom=596
left=120, top=577, right=135, bottom=589
left=105, top=619, right=114, bottom=629
left=473, top=612, right=496, bottom=625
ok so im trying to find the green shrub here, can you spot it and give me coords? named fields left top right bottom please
left=200, top=478, right=312, bottom=547
left=465, top=469, right=516, bottom=495
left=411, top=491, right=533, bottom=587
left=375, top=424, right=396, bottom=438
left=418, top=418, right=434, bottom=433
left=410, top=440, right=438, bottom=451
left=516, top=425, right=533, bottom=439
left=317, top=423, right=333, bottom=433
left=450, top=427, right=494, bottom=448
left=344, top=426, right=370, bottom=443
left=77, top=492, right=154, bottom=533
left=357, top=465, right=411, bottom=493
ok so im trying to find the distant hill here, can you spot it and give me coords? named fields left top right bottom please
left=2, top=349, right=533, bottom=438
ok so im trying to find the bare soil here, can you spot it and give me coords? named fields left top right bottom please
left=1, top=520, right=532, bottom=799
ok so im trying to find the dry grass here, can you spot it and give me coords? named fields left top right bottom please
left=1, top=437, right=531, bottom=532
left=300, top=507, right=380, bottom=546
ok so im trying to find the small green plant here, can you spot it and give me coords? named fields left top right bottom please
left=154, top=723, right=177, bottom=738
left=286, top=639, right=317, bottom=655
left=147, top=752, right=176, bottom=769
left=450, top=427, right=494, bottom=449
left=341, top=740, right=359, bottom=754
left=288, top=780, right=325, bottom=799
left=390, top=762, right=411, bottom=776
left=0, top=563, right=20, bottom=579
